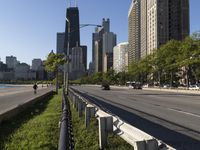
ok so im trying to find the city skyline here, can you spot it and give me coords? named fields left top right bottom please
left=0, top=0, right=199, bottom=66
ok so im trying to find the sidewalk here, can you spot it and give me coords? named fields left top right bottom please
left=143, top=87, right=200, bottom=95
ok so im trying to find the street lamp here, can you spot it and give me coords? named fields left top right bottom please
left=64, top=18, right=101, bottom=95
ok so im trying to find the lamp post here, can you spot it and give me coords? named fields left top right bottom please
left=64, top=18, right=101, bottom=95
left=63, top=17, right=70, bottom=95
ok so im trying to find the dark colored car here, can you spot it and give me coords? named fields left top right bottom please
left=101, top=82, right=110, bottom=90
left=129, top=82, right=142, bottom=89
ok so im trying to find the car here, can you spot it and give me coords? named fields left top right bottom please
left=101, top=82, right=110, bottom=90
left=129, top=82, right=142, bottom=89
left=142, top=84, right=149, bottom=88
left=189, top=85, right=200, bottom=90
left=163, top=84, right=170, bottom=88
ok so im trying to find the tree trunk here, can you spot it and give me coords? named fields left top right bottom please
left=170, top=71, right=173, bottom=88
left=56, top=71, right=58, bottom=94
left=158, top=71, right=161, bottom=87
left=186, top=68, right=189, bottom=90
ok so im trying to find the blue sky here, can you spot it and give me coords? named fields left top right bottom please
left=0, top=0, right=199, bottom=67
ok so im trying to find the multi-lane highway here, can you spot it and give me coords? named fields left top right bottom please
left=0, top=85, right=53, bottom=115
left=71, top=85, right=200, bottom=150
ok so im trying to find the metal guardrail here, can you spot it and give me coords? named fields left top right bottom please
left=68, top=88, right=175, bottom=150
left=58, top=91, right=74, bottom=150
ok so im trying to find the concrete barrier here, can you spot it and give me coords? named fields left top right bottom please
left=0, top=90, right=53, bottom=124
left=113, top=116, right=158, bottom=150
left=96, top=110, right=113, bottom=149
left=85, top=104, right=95, bottom=128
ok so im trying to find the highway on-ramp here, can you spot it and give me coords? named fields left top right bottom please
left=0, top=86, right=53, bottom=115
left=71, top=85, right=200, bottom=150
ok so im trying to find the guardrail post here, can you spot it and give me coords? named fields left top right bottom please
left=78, top=100, right=83, bottom=117
left=85, top=104, right=95, bottom=128
left=98, top=116, right=113, bottom=149
left=146, top=139, right=158, bottom=150
left=72, top=95, right=76, bottom=108
left=75, top=96, right=79, bottom=111
left=99, top=117, right=107, bottom=149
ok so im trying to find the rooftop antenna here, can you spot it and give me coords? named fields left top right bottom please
left=67, top=0, right=69, bottom=8
left=69, top=0, right=71, bottom=7
left=75, top=0, right=77, bottom=7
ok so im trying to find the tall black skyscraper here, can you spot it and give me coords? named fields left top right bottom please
left=80, top=45, right=87, bottom=71
left=64, top=7, right=80, bottom=55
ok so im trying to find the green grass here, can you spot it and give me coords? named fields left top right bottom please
left=0, top=90, right=62, bottom=150
left=70, top=99, right=134, bottom=150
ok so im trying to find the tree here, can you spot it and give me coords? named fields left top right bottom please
left=103, top=69, right=116, bottom=85
left=157, top=40, right=180, bottom=87
left=44, top=50, right=66, bottom=93
left=177, top=37, right=200, bottom=88
left=91, top=72, right=103, bottom=84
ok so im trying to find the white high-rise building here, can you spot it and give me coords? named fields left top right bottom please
left=32, top=59, right=42, bottom=71
left=6, top=56, right=17, bottom=69
left=113, top=42, right=129, bottom=73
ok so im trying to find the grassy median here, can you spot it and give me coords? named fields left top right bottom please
left=70, top=98, right=133, bottom=150
left=0, top=90, right=62, bottom=150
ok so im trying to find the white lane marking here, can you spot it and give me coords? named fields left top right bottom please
left=168, top=108, right=200, bottom=118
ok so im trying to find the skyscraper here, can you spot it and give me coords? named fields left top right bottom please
left=56, top=32, right=65, bottom=54
left=94, top=39, right=103, bottom=73
left=69, top=45, right=85, bottom=80
left=92, top=28, right=100, bottom=65
left=128, top=0, right=190, bottom=63
left=140, top=0, right=147, bottom=58
left=113, top=42, right=129, bottom=73
left=64, top=7, right=80, bottom=55
left=128, top=0, right=141, bottom=65
left=92, top=18, right=117, bottom=73
left=168, top=0, right=190, bottom=40
left=80, top=45, right=87, bottom=71
left=102, top=32, right=116, bottom=72
left=147, top=0, right=190, bottom=55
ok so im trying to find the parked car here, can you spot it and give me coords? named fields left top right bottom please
left=189, top=85, right=200, bottom=90
left=163, top=84, right=170, bottom=88
left=142, top=84, right=149, bottom=88
left=128, top=82, right=142, bottom=89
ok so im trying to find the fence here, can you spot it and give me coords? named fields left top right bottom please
left=58, top=91, right=74, bottom=150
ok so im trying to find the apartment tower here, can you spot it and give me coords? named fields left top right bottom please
left=147, top=0, right=189, bottom=54
left=128, top=0, right=141, bottom=65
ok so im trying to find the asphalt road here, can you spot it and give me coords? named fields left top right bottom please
left=71, top=85, right=200, bottom=150
left=0, top=86, right=53, bottom=115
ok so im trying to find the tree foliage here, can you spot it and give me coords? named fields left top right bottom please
left=44, top=51, right=66, bottom=73
left=78, top=32, right=200, bottom=86
left=44, top=50, right=66, bottom=93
